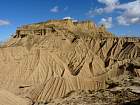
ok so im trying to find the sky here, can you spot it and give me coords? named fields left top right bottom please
left=0, top=0, right=140, bottom=41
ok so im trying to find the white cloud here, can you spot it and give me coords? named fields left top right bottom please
left=50, top=6, right=69, bottom=13
left=63, top=17, right=78, bottom=22
left=98, top=0, right=119, bottom=5
left=99, top=17, right=113, bottom=28
left=87, top=0, right=119, bottom=17
left=88, top=0, right=140, bottom=25
left=117, top=16, right=140, bottom=26
left=63, top=17, right=73, bottom=20
left=117, top=16, right=129, bottom=26
left=131, top=17, right=140, bottom=23
left=50, top=6, right=59, bottom=13
left=0, top=20, right=10, bottom=26
left=98, top=0, right=119, bottom=13
left=116, top=0, right=140, bottom=25
left=87, top=8, right=104, bottom=17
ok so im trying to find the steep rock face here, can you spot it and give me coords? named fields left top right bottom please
left=0, top=20, right=140, bottom=104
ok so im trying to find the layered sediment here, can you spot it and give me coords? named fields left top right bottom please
left=0, top=19, right=140, bottom=104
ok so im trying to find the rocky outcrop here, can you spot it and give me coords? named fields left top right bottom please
left=0, top=20, right=140, bottom=104
left=14, top=19, right=112, bottom=38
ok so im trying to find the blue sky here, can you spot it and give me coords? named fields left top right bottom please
left=0, top=0, right=140, bottom=41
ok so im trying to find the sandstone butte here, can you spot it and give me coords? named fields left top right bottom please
left=0, top=19, right=140, bottom=105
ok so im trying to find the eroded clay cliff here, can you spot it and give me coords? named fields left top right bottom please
left=0, top=19, right=140, bottom=105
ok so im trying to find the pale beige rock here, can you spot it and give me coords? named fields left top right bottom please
left=0, top=90, right=29, bottom=105
left=0, top=20, right=140, bottom=104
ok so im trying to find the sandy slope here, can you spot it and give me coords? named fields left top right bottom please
left=0, top=90, right=30, bottom=105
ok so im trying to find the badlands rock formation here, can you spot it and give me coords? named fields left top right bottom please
left=0, top=19, right=140, bottom=105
